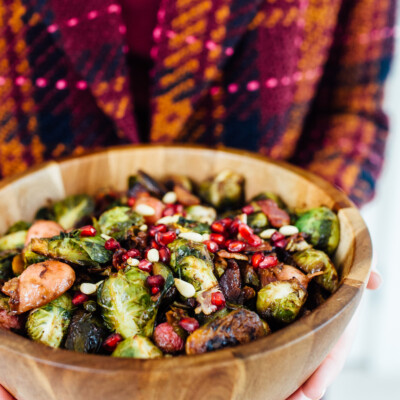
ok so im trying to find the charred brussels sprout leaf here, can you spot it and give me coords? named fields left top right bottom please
left=199, top=169, right=244, bottom=210
left=26, top=294, right=73, bottom=348
left=97, top=267, right=157, bottom=338
left=0, top=251, right=17, bottom=281
left=98, top=207, right=144, bottom=241
left=295, top=207, right=340, bottom=254
left=22, top=243, right=47, bottom=268
left=185, top=205, right=217, bottom=225
left=179, top=256, right=218, bottom=293
left=292, top=248, right=339, bottom=293
left=256, top=279, right=307, bottom=324
left=112, top=335, right=163, bottom=359
left=6, top=221, right=31, bottom=234
left=53, top=194, right=95, bottom=230
left=0, top=230, right=27, bottom=251
left=31, top=235, right=112, bottom=267
left=168, top=239, right=213, bottom=271
left=64, top=310, right=107, bottom=353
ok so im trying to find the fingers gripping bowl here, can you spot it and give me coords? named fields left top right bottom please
left=0, top=145, right=372, bottom=400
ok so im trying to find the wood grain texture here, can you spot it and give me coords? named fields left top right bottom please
left=0, top=145, right=372, bottom=400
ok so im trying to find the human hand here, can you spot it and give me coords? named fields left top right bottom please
left=286, top=269, right=382, bottom=400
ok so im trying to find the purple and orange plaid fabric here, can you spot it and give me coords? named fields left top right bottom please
left=0, top=0, right=396, bottom=206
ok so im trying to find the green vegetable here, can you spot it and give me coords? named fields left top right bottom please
left=292, top=248, right=339, bottom=293
left=6, top=221, right=31, bottom=234
left=98, top=206, right=144, bottom=241
left=64, top=310, right=107, bottom=353
left=295, top=207, right=340, bottom=254
left=247, top=212, right=268, bottom=230
left=53, top=194, right=95, bottom=230
left=185, top=205, right=217, bottom=225
left=173, top=217, right=210, bottom=235
left=0, top=251, right=17, bottom=281
left=22, top=243, right=47, bottom=267
left=97, top=267, right=157, bottom=338
left=152, top=262, right=174, bottom=282
left=199, top=169, right=244, bottom=210
left=26, top=294, right=73, bottom=348
left=112, top=335, right=162, bottom=359
left=251, top=192, right=286, bottom=209
left=256, top=279, right=307, bottom=324
left=0, top=230, right=27, bottom=251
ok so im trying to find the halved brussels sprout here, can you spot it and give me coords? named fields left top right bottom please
left=184, top=206, right=217, bottom=225
left=165, top=175, right=193, bottom=192
left=64, top=309, right=107, bottom=353
left=199, top=169, right=244, bottom=210
left=0, top=230, right=27, bottom=251
left=53, top=194, right=95, bottom=230
left=247, top=212, right=268, bottom=230
left=0, top=251, right=17, bottom=281
left=26, top=294, right=73, bottom=348
left=98, top=206, right=144, bottom=241
left=168, top=239, right=213, bottom=271
left=97, top=267, right=157, bottom=338
left=22, top=243, right=47, bottom=268
left=6, top=221, right=31, bottom=234
left=295, top=207, right=340, bottom=254
left=179, top=256, right=218, bottom=293
left=256, top=279, right=307, bottom=323
left=152, top=262, right=174, bottom=282
left=292, top=248, right=339, bottom=293
left=172, top=217, right=210, bottom=235
left=251, top=192, right=286, bottom=209
left=31, top=235, right=112, bottom=267
left=112, top=335, right=163, bottom=359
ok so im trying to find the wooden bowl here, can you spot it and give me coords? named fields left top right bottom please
left=0, top=145, right=372, bottom=400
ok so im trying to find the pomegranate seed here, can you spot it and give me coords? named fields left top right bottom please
left=242, top=205, right=254, bottom=215
left=104, top=238, right=120, bottom=251
left=179, top=317, right=200, bottom=333
left=210, top=233, right=225, bottom=246
left=224, top=239, right=233, bottom=247
left=147, top=274, right=165, bottom=288
left=248, top=234, right=262, bottom=247
left=219, top=217, right=233, bottom=227
left=227, top=240, right=246, bottom=253
left=271, top=231, right=285, bottom=243
left=150, top=239, right=160, bottom=249
left=211, top=221, right=225, bottom=234
left=126, top=249, right=141, bottom=258
left=229, top=218, right=242, bottom=235
left=149, top=224, right=167, bottom=237
left=274, top=239, right=287, bottom=248
left=80, top=225, right=96, bottom=237
left=155, top=231, right=176, bottom=246
left=204, top=240, right=219, bottom=253
left=127, top=197, right=136, bottom=207
left=162, top=205, right=175, bottom=217
left=138, top=259, right=153, bottom=273
left=174, top=204, right=184, bottom=214
left=251, top=252, right=265, bottom=268
left=151, top=286, right=160, bottom=295
left=103, top=333, right=123, bottom=351
left=211, top=292, right=226, bottom=309
left=158, top=246, right=171, bottom=263
left=238, top=223, right=253, bottom=239
left=72, top=292, right=89, bottom=306
left=259, top=255, right=279, bottom=269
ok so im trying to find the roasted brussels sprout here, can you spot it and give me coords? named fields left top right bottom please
left=53, top=194, right=95, bottom=230
left=256, top=279, right=307, bottom=324
left=184, top=206, right=217, bottom=225
left=22, top=243, right=47, bottom=267
left=295, top=207, right=340, bottom=254
left=179, top=256, right=218, bottom=293
left=165, top=175, right=193, bottom=192
left=26, top=294, right=73, bottom=348
left=112, top=335, right=163, bottom=359
left=6, top=221, right=31, bottom=234
left=31, top=234, right=112, bottom=267
left=292, top=249, right=339, bottom=293
left=251, top=192, right=286, bottom=209
left=136, top=170, right=167, bottom=197
left=199, top=169, right=244, bottom=210
left=173, top=216, right=210, bottom=235
left=97, top=267, right=157, bottom=338
left=0, top=251, right=17, bottom=281
left=64, top=309, right=107, bottom=353
left=186, top=308, right=266, bottom=354
left=168, top=239, right=213, bottom=271
left=247, top=212, right=268, bottom=230
left=98, top=206, right=144, bottom=241
left=0, top=230, right=27, bottom=251
left=152, top=262, right=174, bottom=282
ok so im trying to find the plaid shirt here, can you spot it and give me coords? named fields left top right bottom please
left=0, top=0, right=396, bottom=205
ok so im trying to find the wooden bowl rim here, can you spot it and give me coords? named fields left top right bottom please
left=0, top=144, right=372, bottom=372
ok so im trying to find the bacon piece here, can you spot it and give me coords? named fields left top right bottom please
left=257, top=199, right=290, bottom=228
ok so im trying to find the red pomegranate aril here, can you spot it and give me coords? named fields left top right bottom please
left=72, top=292, right=89, bottom=306
left=229, top=218, right=242, bottom=235
left=155, top=231, right=176, bottom=246
left=174, top=204, right=184, bottom=215
left=127, top=197, right=136, bottom=207
left=158, top=246, right=171, bottom=263
left=147, top=274, right=165, bottom=288
left=210, top=233, right=225, bottom=246
left=251, top=252, right=265, bottom=268
left=121, top=252, right=130, bottom=262
left=238, top=223, right=253, bottom=239
left=80, top=225, right=96, bottom=237
left=211, top=221, right=225, bottom=234
left=211, top=292, right=226, bottom=308
left=219, top=217, right=233, bottom=228
left=162, top=205, right=175, bottom=217
left=204, top=240, right=219, bottom=253
left=138, top=259, right=153, bottom=273
left=126, top=248, right=141, bottom=258
left=179, top=317, right=200, bottom=333
left=150, top=239, right=160, bottom=249
left=149, top=224, right=167, bottom=237
left=274, top=239, right=287, bottom=249
left=242, top=205, right=254, bottom=215
left=151, top=286, right=160, bottom=295
left=259, top=255, right=279, bottom=269
left=153, top=322, right=184, bottom=353
left=248, top=234, right=262, bottom=247
left=271, top=231, right=285, bottom=243
left=227, top=240, right=246, bottom=253
left=104, top=238, right=120, bottom=251
left=103, top=333, right=123, bottom=351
